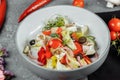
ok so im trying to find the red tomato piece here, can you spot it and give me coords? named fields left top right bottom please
left=42, top=30, right=51, bottom=35
left=72, top=0, right=84, bottom=8
left=108, top=18, right=120, bottom=32
left=48, top=39, right=62, bottom=49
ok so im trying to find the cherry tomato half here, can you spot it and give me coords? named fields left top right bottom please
left=72, top=0, right=84, bottom=8
left=108, top=18, right=120, bottom=32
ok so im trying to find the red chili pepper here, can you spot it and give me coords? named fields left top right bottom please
left=0, top=0, right=6, bottom=29
left=18, top=0, right=52, bottom=23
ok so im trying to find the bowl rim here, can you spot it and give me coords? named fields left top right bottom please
left=16, top=5, right=110, bottom=72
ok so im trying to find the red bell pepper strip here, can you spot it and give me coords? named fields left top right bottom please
left=81, top=52, right=91, bottom=64
left=18, top=0, right=52, bottom=23
left=0, top=0, right=6, bottom=29
left=38, top=46, right=52, bottom=65
left=73, top=42, right=83, bottom=55
left=73, top=42, right=91, bottom=64
left=38, top=47, right=46, bottom=65
left=45, top=46, right=52, bottom=58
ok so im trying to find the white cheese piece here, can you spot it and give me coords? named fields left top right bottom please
left=83, top=44, right=96, bottom=55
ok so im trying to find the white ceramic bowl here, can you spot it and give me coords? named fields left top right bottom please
left=16, top=5, right=110, bottom=80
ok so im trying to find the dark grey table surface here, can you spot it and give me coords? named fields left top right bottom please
left=0, top=0, right=120, bottom=80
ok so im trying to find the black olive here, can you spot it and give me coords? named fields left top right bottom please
left=29, top=39, right=35, bottom=45
left=78, top=36, right=87, bottom=44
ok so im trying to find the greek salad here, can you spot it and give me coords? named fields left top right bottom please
left=23, top=15, right=98, bottom=70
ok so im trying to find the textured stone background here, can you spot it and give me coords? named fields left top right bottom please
left=0, top=0, right=120, bottom=80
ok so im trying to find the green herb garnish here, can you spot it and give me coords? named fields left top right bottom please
left=44, top=16, right=65, bottom=30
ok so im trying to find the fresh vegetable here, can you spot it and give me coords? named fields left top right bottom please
left=73, top=42, right=83, bottom=55
left=45, top=46, right=52, bottom=58
left=18, top=0, right=52, bottom=22
left=71, top=32, right=78, bottom=41
left=0, top=0, right=7, bottom=29
left=83, top=54, right=91, bottom=64
left=23, top=15, right=98, bottom=70
left=51, top=56, right=57, bottom=68
left=42, top=30, right=51, bottom=35
left=38, top=47, right=46, bottom=65
left=72, top=0, right=84, bottom=8
left=48, top=38, right=62, bottom=49
left=62, top=30, right=77, bottom=50
left=107, top=17, right=120, bottom=55
left=108, top=17, right=120, bottom=32
left=38, top=46, right=52, bottom=65
left=50, top=33, right=60, bottom=38
left=43, top=16, right=66, bottom=30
